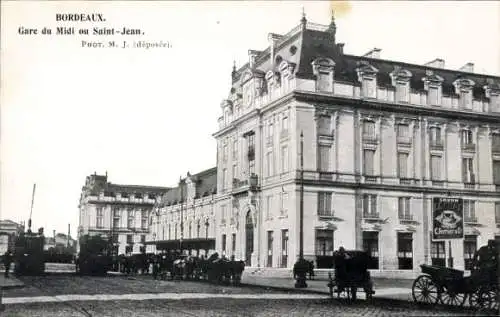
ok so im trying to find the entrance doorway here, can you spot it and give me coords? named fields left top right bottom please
left=245, top=211, right=254, bottom=266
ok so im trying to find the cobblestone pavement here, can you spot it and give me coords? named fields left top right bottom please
left=3, top=274, right=497, bottom=316
left=3, top=298, right=496, bottom=317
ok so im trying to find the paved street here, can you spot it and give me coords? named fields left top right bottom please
left=2, top=274, right=496, bottom=316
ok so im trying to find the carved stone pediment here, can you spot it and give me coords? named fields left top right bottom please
left=453, top=78, right=475, bottom=93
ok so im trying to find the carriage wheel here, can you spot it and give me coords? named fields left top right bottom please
left=469, top=287, right=493, bottom=309
left=412, top=275, right=440, bottom=304
left=439, top=286, right=466, bottom=307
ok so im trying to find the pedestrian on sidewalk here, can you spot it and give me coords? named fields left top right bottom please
left=3, top=251, right=13, bottom=278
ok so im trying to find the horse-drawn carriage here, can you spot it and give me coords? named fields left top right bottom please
left=327, top=249, right=375, bottom=301
left=412, top=264, right=498, bottom=309
left=412, top=240, right=499, bottom=310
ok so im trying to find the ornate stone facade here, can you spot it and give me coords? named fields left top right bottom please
left=213, top=13, right=500, bottom=272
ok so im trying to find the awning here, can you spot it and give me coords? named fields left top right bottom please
left=144, top=238, right=215, bottom=251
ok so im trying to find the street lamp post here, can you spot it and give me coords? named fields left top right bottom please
left=294, top=131, right=308, bottom=288
left=179, top=176, right=184, bottom=254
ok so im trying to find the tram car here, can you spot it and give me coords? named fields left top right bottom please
left=76, top=234, right=112, bottom=275
left=14, top=228, right=46, bottom=276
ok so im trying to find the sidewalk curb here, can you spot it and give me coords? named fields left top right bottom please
left=240, top=282, right=330, bottom=296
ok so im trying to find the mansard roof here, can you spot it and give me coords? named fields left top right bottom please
left=230, top=19, right=500, bottom=100
left=83, top=173, right=169, bottom=197
left=158, top=167, right=217, bottom=206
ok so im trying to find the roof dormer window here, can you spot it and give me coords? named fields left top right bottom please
left=356, top=63, right=378, bottom=99
left=484, top=83, right=500, bottom=113
left=311, top=58, right=335, bottom=93
left=422, top=71, right=444, bottom=107
left=390, top=68, right=412, bottom=103
left=453, top=78, right=475, bottom=110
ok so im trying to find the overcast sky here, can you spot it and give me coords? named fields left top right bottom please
left=1, top=1, right=499, bottom=237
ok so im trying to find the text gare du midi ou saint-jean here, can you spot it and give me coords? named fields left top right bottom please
left=18, top=13, right=172, bottom=49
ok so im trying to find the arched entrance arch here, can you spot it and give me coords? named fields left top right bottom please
left=245, top=210, right=254, bottom=266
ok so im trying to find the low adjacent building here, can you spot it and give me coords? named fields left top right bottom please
left=78, top=172, right=169, bottom=255
left=147, top=168, right=217, bottom=255
left=0, top=220, right=24, bottom=255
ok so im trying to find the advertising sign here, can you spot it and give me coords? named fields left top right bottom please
left=432, top=197, right=464, bottom=240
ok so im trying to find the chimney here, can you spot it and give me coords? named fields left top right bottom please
left=53, top=230, right=56, bottom=240
left=248, top=50, right=259, bottom=69
left=459, top=62, right=474, bottom=73
left=363, top=48, right=381, bottom=59
left=424, top=58, right=445, bottom=69
left=268, top=33, right=282, bottom=64
left=336, top=43, right=345, bottom=55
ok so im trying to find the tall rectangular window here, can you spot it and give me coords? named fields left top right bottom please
left=493, top=160, right=500, bottom=185
left=463, top=200, right=476, bottom=222
left=231, top=233, right=236, bottom=254
left=431, top=240, right=446, bottom=267
left=397, top=152, right=409, bottom=178
left=318, top=192, right=332, bottom=216
left=267, top=231, right=274, bottom=267
left=282, top=116, right=289, bottom=135
left=113, top=208, right=120, bottom=228
left=429, top=127, right=442, bottom=146
left=317, top=71, right=331, bottom=92
left=362, top=121, right=376, bottom=138
left=281, top=229, right=289, bottom=268
left=315, top=229, right=334, bottom=256
left=493, top=134, right=500, bottom=151
left=397, top=233, right=413, bottom=270
left=281, top=146, right=289, bottom=173
left=362, top=231, right=379, bottom=269
left=222, top=234, right=227, bottom=253
left=397, top=124, right=410, bottom=139
left=268, top=123, right=274, bottom=142
left=363, top=194, right=377, bottom=217
left=232, top=164, right=238, bottom=181
left=222, top=168, right=227, bottom=190
left=317, top=116, right=331, bottom=136
left=460, top=90, right=473, bottom=110
left=396, top=83, right=409, bottom=102
left=428, top=87, right=439, bottom=105
left=249, top=160, right=255, bottom=176
left=232, top=139, right=238, bottom=160
left=266, top=151, right=274, bottom=176
left=461, top=130, right=473, bottom=146
left=266, top=195, right=273, bottom=220
left=362, top=78, right=375, bottom=98
left=280, top=192, right=288, bottom=216
left=363, top=150, right=375, bottom=176
left=496, top=203, right=500, bottom=224
left=464, top=235, right=477, bottom=270
left=222, top=143, right=228, bottom=162
left=96, top=207, right=104, bottom=228
left=127, top=209, right=135, bottom=229
left=462, top=158, right=474, bottom=183
left=319, top=146, right=330, bottom=172
left=221, top=205, right=227, bottom=224
left=141, top=210, right=148, bottom=229
left=430, top=155, right=442, bottom=180
left=398, top=197, right=411, bottom=220
left=126, top=234, right=133, bottom=244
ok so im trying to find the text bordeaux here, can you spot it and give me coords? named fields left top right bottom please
left=55, top=14, right=106, bottom=22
